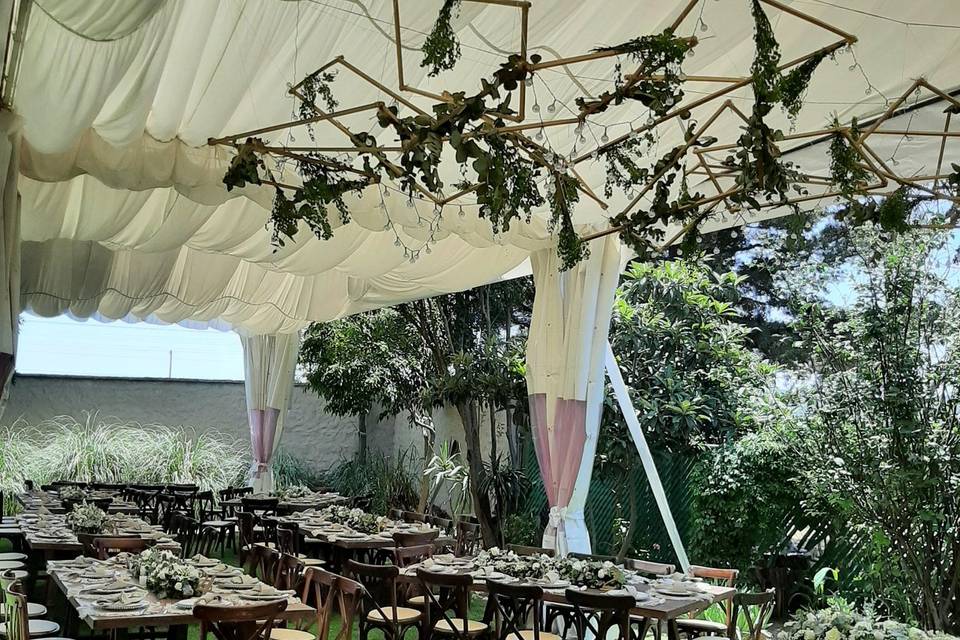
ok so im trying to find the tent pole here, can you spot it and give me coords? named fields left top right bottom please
left=604, top=340, right=691, bottom=572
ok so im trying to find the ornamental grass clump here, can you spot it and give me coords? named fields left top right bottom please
left=0, top=413, right=247, bottom=495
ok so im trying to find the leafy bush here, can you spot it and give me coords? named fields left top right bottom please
left=320, top=448, right=418, bottom=515
left=690, top=427, right=805, bottom=572
left=0, top=413, right=247, bottom=497
left=777, top=602, right=956, bottom=640
left=272, top=448, right=326, bottom=489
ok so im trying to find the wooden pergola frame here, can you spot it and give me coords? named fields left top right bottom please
left=208, top=0, right=959, bottom=247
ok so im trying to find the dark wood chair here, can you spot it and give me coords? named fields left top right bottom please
left=567, top=552, right=617, bottom=563
left=454, top=520, right=481, bottom=557
left=92, top=537, right=148, bottom=560
left=269, top=566, right=337, bottom=640
left=241, top=497, right=279, bottom=518
left=487, top=579, right=558, bottom=640
left=565, top=588, right=636, bottom=640
left=728, top=590, right=775, bottom=640
left=274, top=554, right=304, bottom=592
left=417, top=568, right=488, bottom=639
left=346, top=560, right=421, bottom=640
left=506, top=545, right=555, bottom=558
left=194, top=598, right=287, bottom=640
left=277, top=525, right=323, bottom=569
left=194, top=526, right=221, bottom=559
left=675, top=566, right=738, bottom=638
left=388, top=509, right=404, bottom=520
left=400, top=511, right=425, bottom=524
left=393, top=530, right=438, bottom=547
left=625, top=559, right=675, bottom=577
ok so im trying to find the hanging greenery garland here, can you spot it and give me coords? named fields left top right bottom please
left=828, top=117, right=870, bottom=199
left=421, top=0, right=464, bottom=77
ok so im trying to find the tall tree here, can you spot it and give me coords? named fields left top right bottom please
left=299, top=308, right=427, bottom=463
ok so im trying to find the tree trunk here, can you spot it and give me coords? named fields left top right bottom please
left=489, top=400, right=498, bottom=462
left=617, top=477, right=639, bottom=563
left=457, top=400, right=499, bottom=547
left=506, top=404, right=520, bottom=470
left=358, top=411, right=368, bottom=465
left=416, top=413, right=435, bottom=513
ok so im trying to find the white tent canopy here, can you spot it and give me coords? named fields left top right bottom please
left=11, top=0, right=960, bottom=334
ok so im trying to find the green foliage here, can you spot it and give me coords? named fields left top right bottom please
left=549, top=171, right=587, bottom=270
left=421, top=0, right=463, bottom=77
left=791, top=228, right=960, bottom=631
left=222, top=138, right=264, bottom=191
left=690, top=428, right=805, bottom=571
left=320, top=449, right=419, bottom=515
left=269, top=169, right=368, bottom=247
left=299, top=307, right=427, bottom=420
left=606, top=260, right=780, bottom=452
left=829, top=118, right=870, bottom=199
left=299, top=70, right=338, bottom=118
left=776, top=601, right=956, bottom=640
left=272, top=448, right=326, bottom=490
left=0, top=414, right=246, bottom=497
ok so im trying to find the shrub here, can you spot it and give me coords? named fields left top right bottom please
left=777, top=602, right=956, bottom=640
left=320, top=448, right=418, bottom=515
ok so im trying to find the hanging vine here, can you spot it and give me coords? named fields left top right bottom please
left=829, top=117, right=870, bottom=199
left=421, top=0, right=464, bottom=77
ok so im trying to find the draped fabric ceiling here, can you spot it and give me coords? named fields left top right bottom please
left=12, top=0, right=960, bottom=334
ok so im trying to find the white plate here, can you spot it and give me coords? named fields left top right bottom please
left=217, top=582, right=257, bottom=590
left=96, top=600, right=147, bottom=611
left=653, top=586, right=697, bottom=597
left=175, top=598, right=198, bottom=609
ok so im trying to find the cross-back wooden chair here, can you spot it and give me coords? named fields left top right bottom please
left=1, top=579, right=70, bottom=640
left=487, top=579, right=558, bottom=640
left=565, top=588, right=637, bottom=640
left=274, top=554, right=304, bottom=592
left=93, top=536, right=149, bottom=560
left=194, top=526, right=221, bottom=559
left=345, top=560, right=421, bottom=640
left=400, top=511, right=425, bottom=523
left=393, top=530, right=438, bottom=548
left=417, top=568, right=488, bottom=639
left=454, top=519, right=481, bottom=557
left=625, top=559, right=675, bottom=577
left=728, top=590, right=776, bottom=640
left=278, top=524, right=324, bottom=570
left=506, top=544, right=555, bottom=558
left=194, top=599, right=287, bottom=640
left=675, top=565, right=739, bottom=638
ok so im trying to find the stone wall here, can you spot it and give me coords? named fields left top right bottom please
left=1, top=374, right=509, bottom=474
left=3, top=374, right=359, bottom=471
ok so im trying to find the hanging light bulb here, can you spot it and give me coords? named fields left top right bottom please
left=547, top=101, right=557, bottom=113
left=730, top=229, right=738, bottom=238
left=579, top=135, right=587, bottom=143
left=864, top=86, right=872, bottom=95
left=458, top=205, right=465, bottom=217
left=601, top=127, right=609, bottom=143
left=394, top=237, right=401, bottom=247
left=525, top=77, right=534, bottom=87
left=534, top=129, right=544, bottom=141
left=848, top=63, right=857, bottom=71
left=425, top=244, right=432, bottom=254
left=700, top=20, right=708, bottom=32
left=405, top=197, right=414, bottom=208
left=532, top=102, right=540, bottom=113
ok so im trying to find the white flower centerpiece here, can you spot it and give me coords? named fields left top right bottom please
left=473, top=547, right=626, bottom=589
left=320, top=505, right=384, bottom=534
left=279, top=485, right=313, bottom=500
left=66, top=502, right=110, bottom=534
left=131, top=548, right=201, bottom=599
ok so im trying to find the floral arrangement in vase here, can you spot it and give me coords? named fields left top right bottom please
left=131, top=548, right=201, bottom=599
left=66, top=502, right=109, bottom=534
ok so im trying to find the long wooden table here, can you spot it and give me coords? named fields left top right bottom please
left=17, top=491, right=140, bottom=515
left=400, top=559, right=736, bottom=640
left=223, top=492, right=350, bottom=513
left=48, top=557, right=314, bottom=639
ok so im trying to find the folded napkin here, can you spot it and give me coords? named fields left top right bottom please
left=98, top=590, right=144, bottom=606
left=227, top=574, right=259, bottom=585
left=101, top=580, right=135, bottom=592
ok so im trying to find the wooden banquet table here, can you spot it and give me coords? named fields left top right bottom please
left=17, top=491, right=140, bottom=515
left=47, top=556, right=314, bottom=638
left=14, top=513, right=181, bottom=555
left=222, top=491, right=350, bottom=513
left=400, top=557, right=736, bottom=640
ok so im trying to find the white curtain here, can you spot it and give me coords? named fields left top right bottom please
left=0, top=110, right=21, bottom=420
left=239, top=331, right=299, bottom=493
left=525, top=235, right=621, bottom=555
